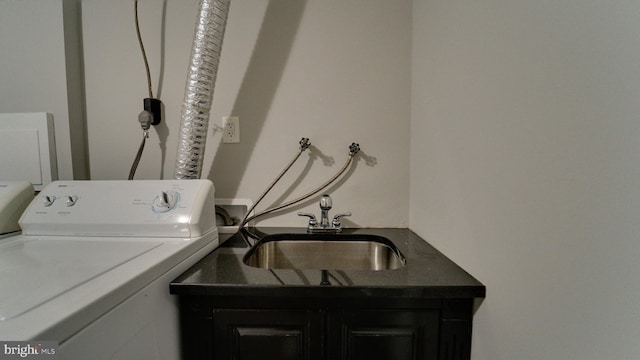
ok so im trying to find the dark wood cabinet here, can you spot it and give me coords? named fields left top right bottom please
left=211, top=309, right=324, bottom=360
left=327, top=310, right=440, bottom=360
left=177, top=297, right=474, bottom=360
left=172, top=230, right=485, bottom=360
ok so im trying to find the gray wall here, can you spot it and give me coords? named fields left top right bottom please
left=411, top=0, right=640, bottom=358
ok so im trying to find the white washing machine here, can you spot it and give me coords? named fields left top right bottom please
left=0, top=180, right=219, bottom=359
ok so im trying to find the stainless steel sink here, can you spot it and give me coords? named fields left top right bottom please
left=243, top=233, right=406, bottom=271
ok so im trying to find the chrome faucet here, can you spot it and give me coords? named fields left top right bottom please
left=298, top=194, right=351, bottom=233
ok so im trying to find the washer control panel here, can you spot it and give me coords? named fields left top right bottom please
left=19, top=180, right=216, bottom=238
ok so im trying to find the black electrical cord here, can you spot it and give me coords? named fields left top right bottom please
left=128, top=132, right=148, bottom=180
left=129, top=1, right=160, bottom=180
left=135, top=0, right=154, bottom=98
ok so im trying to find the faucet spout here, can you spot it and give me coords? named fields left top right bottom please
left=319, top=194, right=332, bottom=227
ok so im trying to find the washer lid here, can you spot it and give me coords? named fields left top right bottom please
left=0, top=239, right=161, bottom=321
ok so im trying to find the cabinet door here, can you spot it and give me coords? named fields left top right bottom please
left=212, top=309, right=324, bottom=360
left=328, top=310, right=440, bottom=360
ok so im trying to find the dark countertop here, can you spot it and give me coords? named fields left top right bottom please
left=170, top=227, right=485, bottom=301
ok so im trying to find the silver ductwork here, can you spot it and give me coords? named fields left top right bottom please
left=175, top=0, right=230, bottom=179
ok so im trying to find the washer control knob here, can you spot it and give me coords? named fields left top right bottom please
left=43, top=195, right=56, bottom=207
left=66, top=195, right=78, bottom=207
left=153, top=191, right=178, bottom=213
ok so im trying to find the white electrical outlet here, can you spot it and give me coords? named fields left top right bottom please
left=222, top=116, right=240, bottom=143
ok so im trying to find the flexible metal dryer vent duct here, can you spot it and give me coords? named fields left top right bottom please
left=175, top=0, right=230, bottom=179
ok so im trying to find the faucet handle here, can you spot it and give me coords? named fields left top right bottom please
left=319, top=194, right=332, bottom=210
left=332, top=212, right=352, bottom=227
left=297, top=212, right=318, bottom=227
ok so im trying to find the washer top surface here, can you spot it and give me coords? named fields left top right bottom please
left=0, top=238, right=161, bottom=321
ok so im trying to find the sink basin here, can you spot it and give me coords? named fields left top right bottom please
left=243, top=233, right=406, bottom=271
